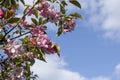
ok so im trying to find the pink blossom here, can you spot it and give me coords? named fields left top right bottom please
left=29, top=24, right=57, bottom=54
left=23, top=21, right=30, bottom=27
left=38, top=0, right=60, bottom=22
left=0, top=9, right=4, bottom=18
left=26, top=52, right=34, bottom=59
left=63, top=18, right=76, bottom=32
left=4, top=40, right=25, bottom=58
left=43, top=43, right=56, bottom=54
left=29, top=37, right=36, bottom=45
left=36, top=35, right=50, bottom=48
left=38, top=3, right=43, bottom=10
left=30, top=25, right=45, bottom=36
left=0, top=28, right=2, bottom=32
left=10, top=7, right=17, bottom=12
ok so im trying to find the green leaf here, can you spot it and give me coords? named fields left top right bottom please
left=69, top=13, right=83, bottom=19
left=0, top=34, right=4, bottom=39
left=69, top=0, right=81, bottom=9
left=61, top=1, right=67, bottom=7
left=31, top=18, right=38, bottom=24
left=20, top=0, right=25, bottom=5
left=7, top=35, right=10, bottom=38
left=5, top=9, right=13, bottom=19
left=52, top=42, right=60, bottom=57
left=20, top=36, right=32, bottom=45
left=39, top=17, right=43, bottom=24
left=30, top=59, right=35, bottom=66
left=56, top=26, right=63, bottom=37
left=24, top=6, right=29, bottom=14
left=4, top=0, right=10, bottom=7
left=43, top=25, right=47, bottom=29
left=12, top=30, right=19, bottom=36
left=7, top=17, right=20, bottom=24
left=36, top=48, right=46, bottom=62
left=34, top=9, right=38, bottom=18
left=11, top=0, right=18, bottom=8
left=60, top=5, right=65, bottom=14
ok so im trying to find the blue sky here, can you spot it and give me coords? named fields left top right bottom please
left=31, top=0, right=120, bottom=80
left=1, top=0, right=120, bottom=80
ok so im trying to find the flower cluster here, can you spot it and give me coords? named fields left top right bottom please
left=30, top=25, right=57, bottom=54
left=38, top=0, right=60, bottom=22
left=63, top=18, right=76, bottom=33
left=30, top=25, right=45, bottom=36
left=0, top=0, right=81, bottom=79
left=4, top=40, right=25, bottom=58
left=23, top=21, right=30, bottom=27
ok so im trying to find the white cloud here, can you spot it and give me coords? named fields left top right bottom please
left=79, top=0, right=120, bottom=41
left=115, top=64, right=120, bottom=78
left=90, top=76, right=110, bottom=80
left=31, top=55, right=112, bottom=80
left=31, top=55, right=86, bottom=80
left=24, top=0, right=37, bottom=5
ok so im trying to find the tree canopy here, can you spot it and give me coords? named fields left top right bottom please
left=0, top=0, right=82, bottom=79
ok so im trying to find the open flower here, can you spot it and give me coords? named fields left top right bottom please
left=38, top=0, right=60, bottom=22
left=30, top=25, right=45, bottom=36
left=63, top=18, right=76, bottom=33
left=43, top=43, right=56, bottom=54
left=26, top=52, right=34, bottom=59
left=4, top=40, right=25, bottom=58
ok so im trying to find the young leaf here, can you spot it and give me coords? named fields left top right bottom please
left=20, top=0, right=25, bottom=5
left=69, top=0, right=81, bottom=9
left=36, top=48, right=46, bottom=62
left=31, top=18, right=38, bottom=24
left=69, top=13, right=83, bottom=19
left=7, top=17, right=20, bottom=24
left=60, top=5, right=65, bottom=14
left=52, top=42, right=60, bottom=57
left=39, top=17, right=43, bottom=25
left=34, top=9, right=38, bottom=18
left=11, top=0, right=18, bottom=8
left=56, top=26, right=63, bottom=37
left=61, top=1, right=67, bottom=7
left=5, top=9, right=13, bottom=19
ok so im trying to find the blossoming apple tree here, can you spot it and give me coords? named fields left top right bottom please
left=0, top=0, right=82, bottom=79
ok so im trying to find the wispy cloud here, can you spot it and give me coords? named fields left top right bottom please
left=90, top=76, right=110, bottom=80
left=79, top=0, right=120, bottom=41
left=115, top=64, right=120, bottom=79
left=31, top=55, right=120, bottom=80
left=31, top=55, right=86, bottom=80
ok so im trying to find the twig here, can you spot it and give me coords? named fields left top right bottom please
left=10, top=31, right=30, bottom=40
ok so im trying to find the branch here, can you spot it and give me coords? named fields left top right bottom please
left=22, top=1, right=37, bottom=19
left=0, top=25, right=17, bottom=42
left=10, top=31, right=30, bottom=40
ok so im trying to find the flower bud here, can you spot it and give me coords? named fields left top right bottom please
left=0, top=9, right=4, bottom=18
left=38, top=3, right=43, bottom=10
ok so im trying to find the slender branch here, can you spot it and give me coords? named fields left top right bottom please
left=10, top=31, right=30, bottom=40
left=22, top=1, right=37, bottom=19
left=10, top=1, right=38, bottom=40
left=0, top=0, right=37, bottom=42
left=0, top=25, right=17, bottom=42
left=3, top=27, right=7, bottom=34
left=6, top=26, right=17, bottom=35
